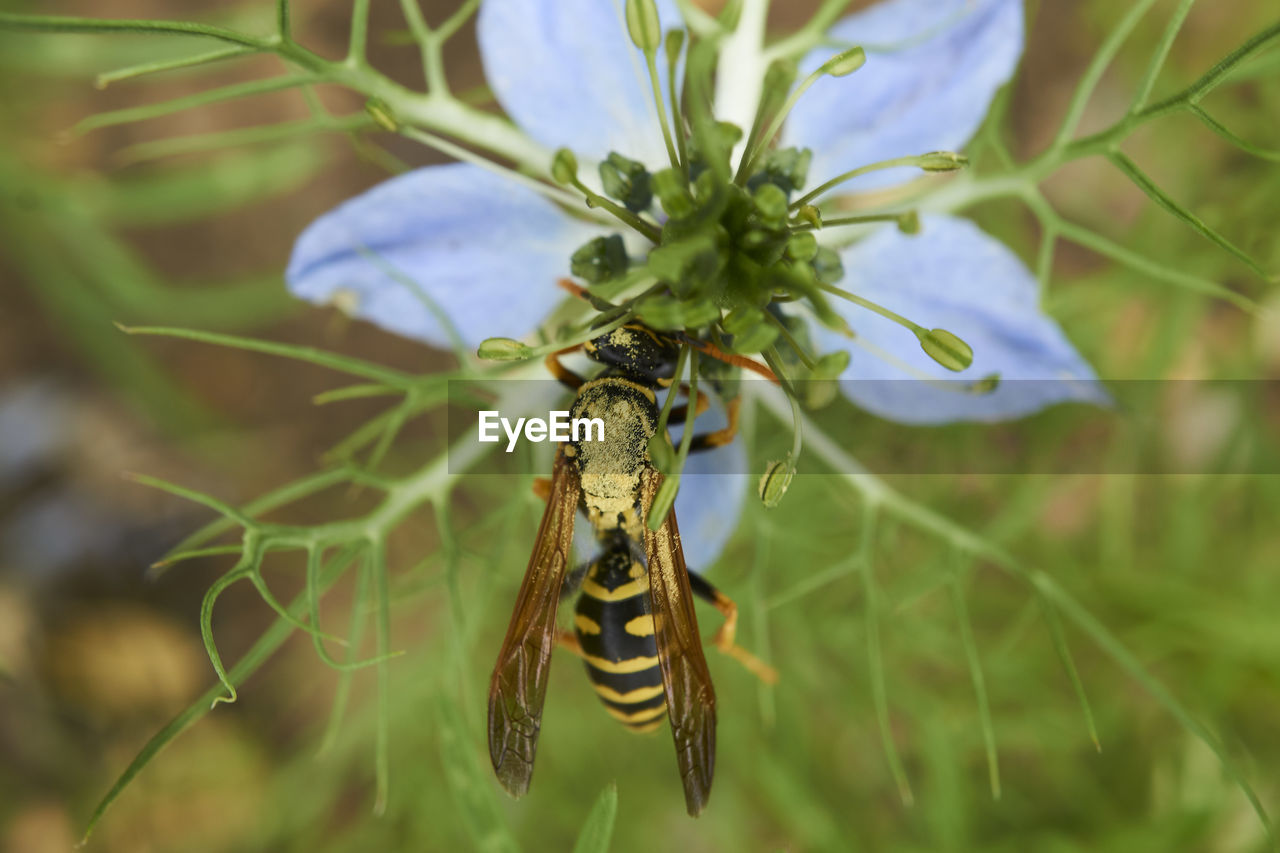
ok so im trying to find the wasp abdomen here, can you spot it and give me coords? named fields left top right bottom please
left=574, top=547, right=666, bottom=733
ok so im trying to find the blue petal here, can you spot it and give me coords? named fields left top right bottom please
left=814, top=215, right=1108, bottom=423
left=477, top=0, right=681, bottom=168
left=784, top=0, right=1023, bottom=193
left=672, top=410, right=748, bottom=572
left=286, top=163, right=599, bottom=349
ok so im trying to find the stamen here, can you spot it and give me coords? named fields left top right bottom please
left=791, top=212, right=916, bottom=232
left=648, top=349, right=700, bottom=531
left=790, top=152, right=968, bottom=210
left=817, top=281, right=975, bottom=372
left=627, top=0, right=681, bottom=170
left=665, top=29, right=689, bottom=171
left=738, top=46, right=866, bottom=184
left=818, top=280, right=922, bottom=335
left=733, top=60, right=797, bottom=184
left=762, top=346, right=804, bottom=471
left=764, top=312, right=818, bottom=371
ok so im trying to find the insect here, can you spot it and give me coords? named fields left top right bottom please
left=486, top=320, right=777, bottom=816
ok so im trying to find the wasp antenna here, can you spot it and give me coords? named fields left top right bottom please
left=683, top=337, right=779, bottom=383
left=557, top=278, right=589, bottom=300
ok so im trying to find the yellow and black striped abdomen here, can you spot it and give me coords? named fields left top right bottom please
left=574, top=548, right=666, bottom=734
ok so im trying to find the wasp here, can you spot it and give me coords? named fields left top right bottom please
left=487, top=320, right=777, bottom=816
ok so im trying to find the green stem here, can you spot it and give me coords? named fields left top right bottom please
left=1130, top=0, right=1198, bottom=112
left=1051, top=0, right=1161, bottom=151
left=95, top=46, right=257, bottom=87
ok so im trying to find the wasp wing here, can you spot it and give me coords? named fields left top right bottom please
left=487, top=447, right=580, bottom=797
left=641, top=466, right=717, bottom=816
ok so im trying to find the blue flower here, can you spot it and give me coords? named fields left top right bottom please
left=287, top=0, right=1106, bottom=563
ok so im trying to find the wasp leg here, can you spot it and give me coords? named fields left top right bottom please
left=686, top=395, right=741, bottom=454
left=557, top=630, right=587, bottom=659
left=546, top=346, right=586, bottom=391
left=687, top=569, right=777, bottom=684
left=666, top=388, right=712, bottom=425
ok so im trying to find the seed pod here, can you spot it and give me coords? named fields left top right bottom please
left=918, top=328, right=973, bottom=371
left=758, top=457, right=796, bottom=509
left=478, top=338, right=533, bottom=361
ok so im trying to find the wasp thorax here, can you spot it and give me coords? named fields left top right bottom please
left=569, top=379, right=658, bottom=537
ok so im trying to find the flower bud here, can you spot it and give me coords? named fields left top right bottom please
left=364, top=99, right=398, bottom=132
left=820, top=45, right=866, bottom=78
left=804, top=349, right=850, bottom=408
left=917, top=151, right=969, bottom=172
left=551, top=148, right=578, bottom=185
left=652, top=168, right=696, bottom=219
left=967, top=373, right=1000, bottom=394
left=664, top=28, right=685, bottom=61
left=897, top=210, right=921, bottom=234
left=625, top=0, right=662, bottom=52
left=758, top=456, right=796, bottom=509
left=752, top=183, right=789, bottom=225
left=797, top=205, right=822, bottom=229
left=786, top=231, right=818, bottom=262
left=918, top=327, right=973, bottom=371
left=477, top=337, right=533, bottom=361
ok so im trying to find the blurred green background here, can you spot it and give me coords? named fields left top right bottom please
left=1, top=1, right=1278, bottom=851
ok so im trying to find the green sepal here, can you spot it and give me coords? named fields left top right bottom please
left=751, top=182, right=789, bottom=227
left=746, top=146, right=812, bottom=196
left=570, top=235, right=629, bottom=284
left=786, top=231, right=818, bottom=262
left=599, top=152, right=653, bottom=213
left=652, top=167, right=695, bottom=219
left=637, top=294, right=719, bottom=330
left=646, top=234, right=724, bottom=294
left=812, top=246, right=845, bottom=284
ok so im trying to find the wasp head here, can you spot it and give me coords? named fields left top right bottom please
left=584, top=323, right=682, bottom=385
